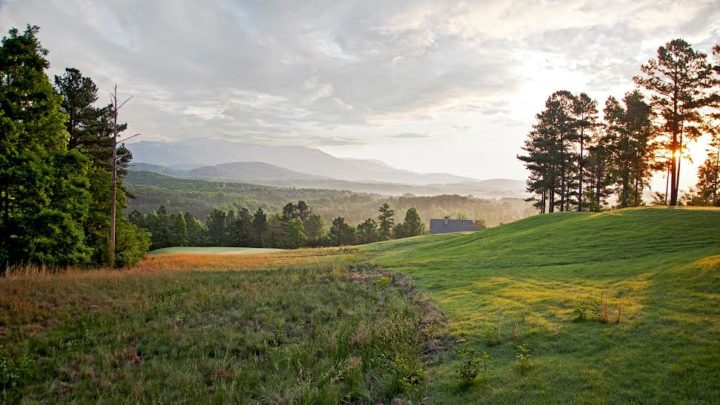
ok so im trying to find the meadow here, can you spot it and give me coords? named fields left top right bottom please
left=364, top=207, right=720, bottom=403
left=0, top=248, right=446, bottom=403
left=1, top=207, right=719, bottom=403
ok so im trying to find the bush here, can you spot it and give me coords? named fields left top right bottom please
left=114, top=220, right=151, bottom=267
left=457, top=349, right=490, bottom=386
left=515, top=344, right=532, bottom=373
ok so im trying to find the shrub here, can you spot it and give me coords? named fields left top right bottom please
left=456, top=349, right=490, bottom=386
left=515, top=344, right=532, bottom=373
left=573, top=299, right=592, bottom=321
left=115, top=220, right=151, bottom=267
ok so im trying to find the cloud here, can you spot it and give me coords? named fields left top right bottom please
left=0, top=0, right=718, bottom=179
left=389, top=132, right=431, bottom=139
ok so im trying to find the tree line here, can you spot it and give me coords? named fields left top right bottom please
left=519, top=39, right=720, bottom=211
left=0, top=26, right=149, bottom=270
left=129, top=201, right=427, bottom=249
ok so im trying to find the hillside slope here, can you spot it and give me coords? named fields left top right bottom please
left=124, top=171, right=534, bottom=226
left=364, top=207, right=720, bottom=403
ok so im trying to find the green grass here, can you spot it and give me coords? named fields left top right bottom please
left=362, top=207, right=720, bottom=403
left=0, top=264, right=444, bottom=403
left=149, top=246, right=282, bottom=255
left=2, top=207, right=719, bottom=403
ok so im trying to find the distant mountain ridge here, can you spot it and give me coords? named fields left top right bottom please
left=127, top=138, right=478, bottom=185
left=187, top=162, right=326, bottom=182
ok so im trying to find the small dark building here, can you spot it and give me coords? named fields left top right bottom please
left=430, top=218, right=477, bottom=234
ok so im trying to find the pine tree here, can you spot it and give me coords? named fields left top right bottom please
left=0, top=26, right=93, bottom=267
left=172, top=212, right=188, bottom=246
left=377, top=203, right=395, bottom=240
left=329, top=217, right=356, bottom=246
left=54, top=68, right=137, bottom=266
left=401, top=207, right=424, bottom=237
left=634, top=39, right=714, bottom=206
left=184, top=212, right=207, bottom=246
left=692, top=129, right=720, bottom=206
left=304, top=214, right=325, bottom=246
left=357, top=218, right=379, bottom=244
left=572, top=93, right=598, bottom=211
left=206, top=209, right=227, bottom=246
left=518, top=91, right=579, bottom=213
left=251, top=208, right=268, bottom=247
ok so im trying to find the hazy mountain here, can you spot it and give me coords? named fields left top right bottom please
left=187, top=162, right=327, bottom=182
left=129, top=161, right=526, bottom=197
left=127, top=138, right=478, bottom=185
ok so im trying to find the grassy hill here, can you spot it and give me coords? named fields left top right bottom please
left=2, top=207, right=718, bottom=403
left=363, top=207, right=720, bottom=403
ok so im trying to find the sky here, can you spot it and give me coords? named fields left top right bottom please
left=1, top=0, right=719, bottom=187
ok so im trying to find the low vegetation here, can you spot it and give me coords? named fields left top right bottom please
left=0, top=252, right=447, bottom=403
left=364, top=207, right=720, bottom=402
left=2, top=207, right=718, bottom=403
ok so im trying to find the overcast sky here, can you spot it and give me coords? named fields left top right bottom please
left=1, top=0, right=719, bottom=184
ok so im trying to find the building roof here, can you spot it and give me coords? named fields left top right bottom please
left=429, top=219, right=477, bottom=234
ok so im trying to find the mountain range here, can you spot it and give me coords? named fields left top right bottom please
left=126, top=138, right=526, bottom=197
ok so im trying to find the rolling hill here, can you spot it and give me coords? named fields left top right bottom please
left=126, top=138, right=485, bottom=185
left=363, top=207, right=720, bottom=403
left=129, top=162, right=526, bottom=197
left=187, top=161, right=327, bottom=182
left=4, top=207, right=718, bottom=403
left=123, top=171, right=535, bottom=226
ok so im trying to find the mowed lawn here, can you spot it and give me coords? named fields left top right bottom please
left=363, top=207, right=720, bottom=403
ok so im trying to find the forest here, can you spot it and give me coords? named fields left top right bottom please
left=0, top=26, right=148, bottom=270
left=518, top=39, right=720, bottom=212
left=124, top=171, right=534, bottom=226
left=129, top=201, right=440, bottom=249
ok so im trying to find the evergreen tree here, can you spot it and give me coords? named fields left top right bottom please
left=634, top=39, right=714, bottom=206
left=400, top=207, right=425, bottom=237
left=377, top=203, right=395, bottom=240
left=0, top=26, right=93, bottom=267
left=604, top=91, right=655, bottom=207
left=251, top=208, right=268, bottom=247
left=283, top=217, right=307, bottom=248
left=265, top=214, right=287, bottom=248
left=281, top=202, right=298, bottom=221
left=172, top=212, right=188, bottom=246
left=205, top=208, right=227, bottom=246
left=150, top=206, right=174, bottom=248
left=518, top=91, right=579, bottom=213
left=229, top=207, right=253, bottom=246
left=304, top=214, right=325, bottom=246
left=356, top=218, right=379, bottom=244
left=572, top=93, right=598, bottom=211
left=329, top=217, right=356, bottom=246
left=296, top=200, right=311, bottom=222
left=692, top=129, right=720, bottom=205
left=184, top=212, right=207, bottom=246
left=584, top=135, right=613, bottom=212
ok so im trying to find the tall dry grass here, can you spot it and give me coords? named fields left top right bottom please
left=0, top=247, right=357, bottom=332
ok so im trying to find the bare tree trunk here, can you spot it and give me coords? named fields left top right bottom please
left=577, top=131, right=583, bottom=212
left=108, top=86, right=118, bottom=267
left=664, top=163, right=670, bottom=205
left=714, top=144, right=719, bottom=206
